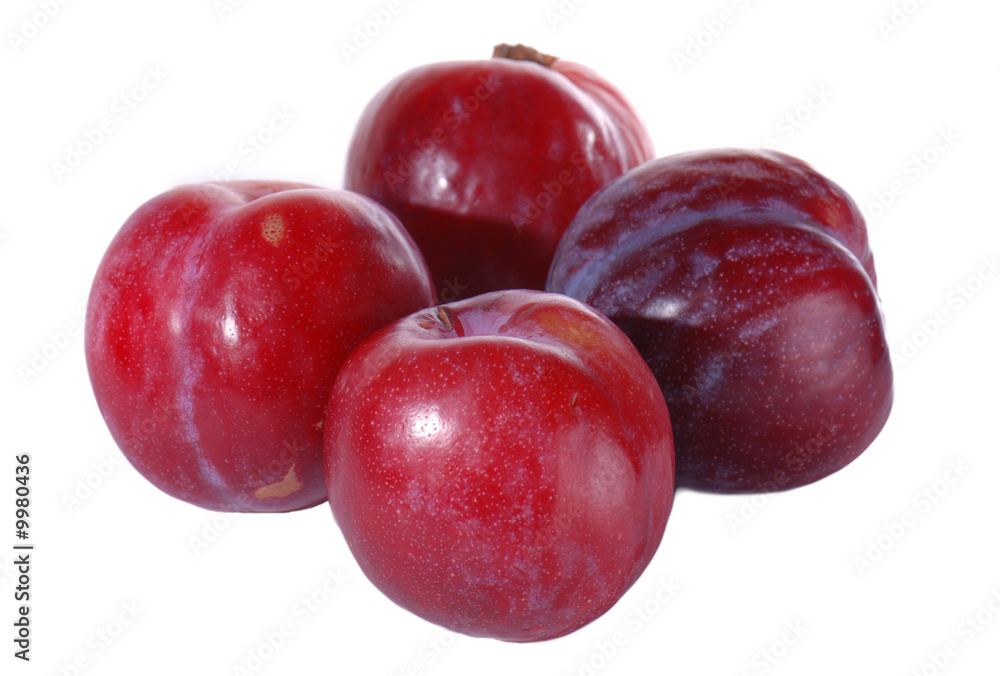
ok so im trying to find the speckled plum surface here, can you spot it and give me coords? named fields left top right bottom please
left=323, top=290, right=674, bottom=641
left=85, top=181, right=435, bottom=512
left=548, top=151, right=893, bottom=493
left=345, top=44, right=655, bottom=299
left=549, top=148, right=877, bottom=292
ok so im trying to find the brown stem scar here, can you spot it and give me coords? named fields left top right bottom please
left=436, top=306, right=454, bottom=332
left=492, top=43, right=558, bottom=67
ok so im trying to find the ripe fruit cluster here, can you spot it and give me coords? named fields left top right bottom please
left=85, top=44, right=892, bottom=643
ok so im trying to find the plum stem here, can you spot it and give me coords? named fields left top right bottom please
left=417, top=306, right=463, bottom=336
left=492, top=43, right=558, bottom=67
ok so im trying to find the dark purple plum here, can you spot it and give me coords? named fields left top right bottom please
left=550, top=148, right=877, bottom=290
left=548, top=151, right=892, bottom=493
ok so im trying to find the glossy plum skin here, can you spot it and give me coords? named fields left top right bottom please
left=549, top=148, right=877, bottom=291
left=548, top=154, right=893, bottom=493
left=345, top=46, right=654, bottom=300
left=323, top=290, right=674, bottom=641
left=85, top=181, right=435, bottom=512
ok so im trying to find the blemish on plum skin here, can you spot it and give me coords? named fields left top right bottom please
left=261, top=213, right=286, bottom=246
left=254, top=463, right=302, bottom=499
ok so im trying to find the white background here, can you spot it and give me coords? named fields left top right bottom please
left=2, top=0, right=999, bottom=674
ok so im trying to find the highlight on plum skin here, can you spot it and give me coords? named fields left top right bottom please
left=344, top=43, right=656, bottom=300
left=548, top=149, right=893, bottom=494
left=323, top=289, right=675, bottom=641
left=84, top=180, right=436, bottom=512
